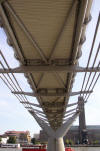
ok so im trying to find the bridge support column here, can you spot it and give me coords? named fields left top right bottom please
left=47, top=137, right=65, bottom=151
left=47, top=137, right=56, bottom=151
left=47, top=112, right=80, bottom=151
left=29, top=110, right=79, bottom=151
left=56, top=137, right=65, bottom=151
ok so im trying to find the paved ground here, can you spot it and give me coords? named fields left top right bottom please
left=72, top=147, right=100, bottom=151
left=0, top=147, right=100, bottom=151
left=0, top=149, right=22, bottom=151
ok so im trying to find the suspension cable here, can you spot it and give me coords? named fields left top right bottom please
left=80, top=14, right=100, bottom=94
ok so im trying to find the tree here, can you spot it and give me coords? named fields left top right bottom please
left=65, top=139, right=74, bottom=145
left=7, top=136, right=16, bottom=144
left=35, top=141, right=40, bottom=144
left=31, top=138, right=36, bottom=144
left=93, top=140, right=99, bottom=145
left=69, top=139, right=74, bottom=145
left=65, top=139, right=69, bottom=145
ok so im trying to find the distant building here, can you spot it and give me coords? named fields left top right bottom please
left=40, top=125, right=100, bottom=144
left=4, top=131, right=31, bottom=144
left=64, top=125, right=100, bottom=144
left=40, top=97, right=100, bottom=144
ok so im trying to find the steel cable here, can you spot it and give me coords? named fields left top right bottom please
left=83, top=43, right=100, bottom=98
left=0, top=53, right=31, bottom=108
left=80, top=14, right=100, bottom=95
left=84, top=61, right=100, bottom=102
left=0, top=51, right=30, bottom=105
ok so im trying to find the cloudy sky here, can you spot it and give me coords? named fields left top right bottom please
left=0, top=0, right=100, bottom=137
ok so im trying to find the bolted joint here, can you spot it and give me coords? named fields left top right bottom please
left=79, top=36, right=86, bottom=45
left=7, top=37, right=13, bottom=46
left=83, top=14, right=92, bottom=25
left=14, top=52, right=20, bottom=61
left=76, top=50, right=82, bottom=59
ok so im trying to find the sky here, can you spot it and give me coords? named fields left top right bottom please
left=0, top=0, right=100, bottom=137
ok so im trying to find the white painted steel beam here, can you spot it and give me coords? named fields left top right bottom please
left=67, top=102, right=78, bottom=107
left=29, top=110, right=55, bottom=137
left=4, top=1, right=48, bottom=63
left=35, top=112, right=46, bottom=118
left=0, top=65, right=100, bottom=73
left=12, top=90, right=92, bottom=97
left=65, top=108, right=76, bottom=114
left=0, top=4, right=24, bottom=62
left=29, top=109, right=44, bottom=115
left=64, top=112, right=76, bottom=118
left=20, top=101, right=41, bottom=108
left=56, top=112, right=80, bottom=138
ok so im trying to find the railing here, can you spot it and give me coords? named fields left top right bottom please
left=65, top=148, right=75, bottom=151
left=22, top=147, right=74, bottom=151
left=1, top=143, right=20, bottom=148
left=22, top=149, right=46, bottom=151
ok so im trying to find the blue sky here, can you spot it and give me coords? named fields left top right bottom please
left=0, top=0, right=100, bottom=137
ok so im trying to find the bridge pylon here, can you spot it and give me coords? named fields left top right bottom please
left=29, top=110, right=79, bottom=151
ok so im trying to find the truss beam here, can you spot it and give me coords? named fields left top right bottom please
left=25, top=58, right=70, bottom=66
left=27, top=108, right=44, bottom=115
left=0, top=65, right=100, bottom=73
left=67, top=102, right=78, bottom=107
left=0, top=4, right=24, bottom=62
left=4, top=1, right=47, bottom=63
left=35, top=112, right=46, bottom=118
left=12, top=90, right=92, bottom=97
left=20, top=101, right=41, bottom=108
left=65, top=108, right=76, bottom=114
left=42, top=102, right=64, bottom=108
left=45, top=109, right=63, bottom=114
left=64, top=112, right=76, bottom=118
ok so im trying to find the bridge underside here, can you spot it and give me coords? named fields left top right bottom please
left=0, top=0, right=94, bottom=150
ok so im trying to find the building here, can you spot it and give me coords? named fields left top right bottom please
left=40, top=97, right=100, bottom=144
left=40, top=125, right=100, bottom=144
left=64, top=125, right=100, bottom=144
left=4, top=131, right=31, bottom=144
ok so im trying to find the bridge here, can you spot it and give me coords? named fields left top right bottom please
left=0, top=0, right=100, bottom=151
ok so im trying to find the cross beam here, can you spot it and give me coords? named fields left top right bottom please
left=25, top=58, right=70, bottom=66
left=20, top=101, right=41, bottom=108
left=65, top=108, right=76, bottom=114
left=45, top=109, right=63, bottom=114
left=26, top=107, right=44, bottom=115
left=42, top=102, right=64, bottom=107
left=12, top=90, right=92, bottom=97
left=0, top=66, right=100, bottom=73
left=64, top=112, right=76, bottom=118
left=67, top=102, right=78, bottom=107
left=42, top=102, right=78, bottom=108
